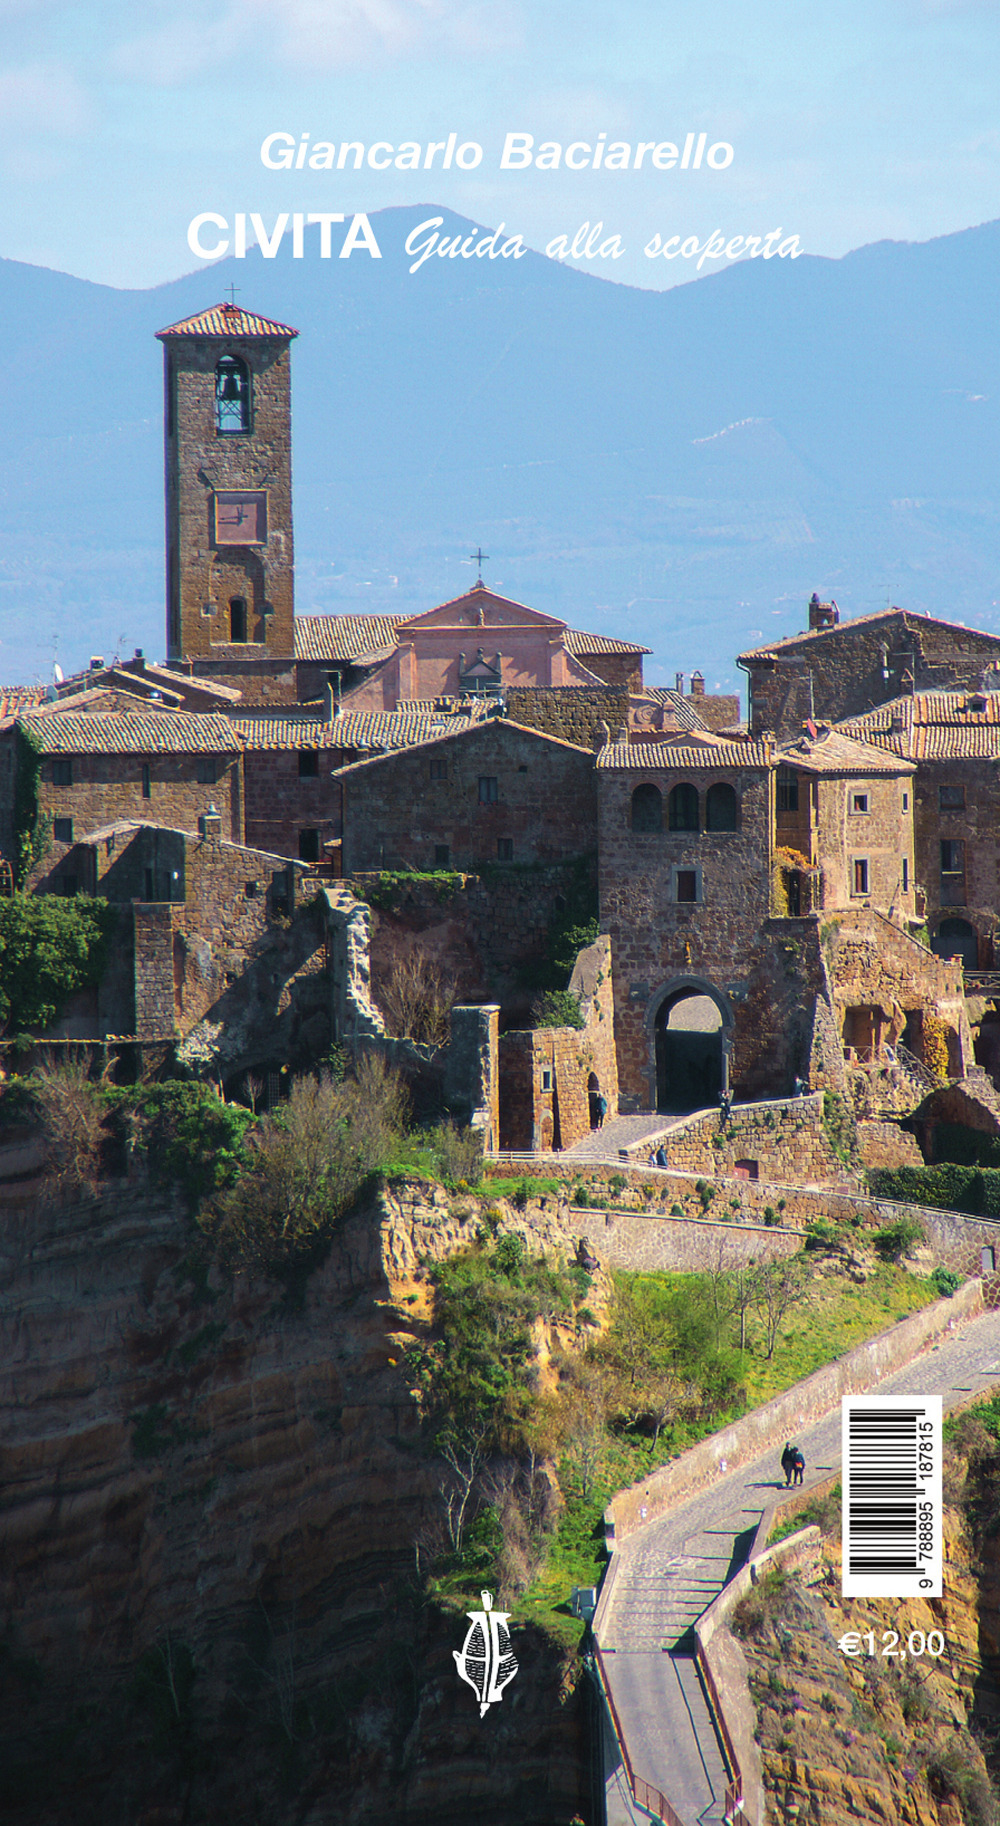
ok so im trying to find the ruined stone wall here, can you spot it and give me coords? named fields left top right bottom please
left=573, top=1208, right=801, bottom=1273
left=340, top=720, right=596, bottom=874
left=498, top=936, right=618, bottom=1150
left=822, top=907, right=970, bottom=1074
left=625, top=1092, right=853, bottom=1182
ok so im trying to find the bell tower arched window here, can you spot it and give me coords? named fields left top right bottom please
left=215, top=355, right=250, bottom=434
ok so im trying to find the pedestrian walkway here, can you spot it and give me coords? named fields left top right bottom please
left=597, top=1303, right=1000, bottom=1826
left=562, top=1113, right=686, bottom=1161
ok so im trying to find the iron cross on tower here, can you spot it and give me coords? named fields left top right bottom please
left=470, top=547, right=489, bottom=582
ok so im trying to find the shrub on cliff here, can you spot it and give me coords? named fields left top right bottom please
left=200, top=1057, right=409, bottom=1276
left=103, top=1080, right=254, bottom=1203
left=0, top=894, right=116, bottom=1033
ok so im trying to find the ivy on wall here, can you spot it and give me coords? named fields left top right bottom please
left=12, top=725, right=49, bottom=889
left=0, top=895, right=117, bottom=1033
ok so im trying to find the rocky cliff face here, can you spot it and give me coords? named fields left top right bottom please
left=737, top=1478, right=1000, bottom=1825
left=0, top=1171, right=604, bottom=1825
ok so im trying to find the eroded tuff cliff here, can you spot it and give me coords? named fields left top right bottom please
left=0, top=1172, right=606, bottom=1825
left=736, top=1489, right=1000, bottom=1826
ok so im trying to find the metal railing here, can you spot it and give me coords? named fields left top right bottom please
left=591, top=1645, right=686, bottom=1826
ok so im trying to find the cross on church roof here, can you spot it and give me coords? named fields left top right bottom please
left=470, top=546, right=489, bottom=582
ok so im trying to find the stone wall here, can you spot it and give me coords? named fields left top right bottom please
left=338, top=718, right=596, bottom=875
left=621, top=1091, right=854, bottom=1183
left=744, top=610, right=1000, bottom=738
left=573, top=1208, right=801, bottom=1274
left=498, top=935, right=619, bottom=1150
left=822, top=907, right=970, bottom=1080
left=504, top=685, right=628, bottom=749
left=243, top=745, right=346, bottom=860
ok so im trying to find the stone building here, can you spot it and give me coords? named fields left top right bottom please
left=771, top=725, right=915, bottom=922
left=334, top=718, right=597, bottom=875
left=498, top=934, right=619, bottom=1150
left=0, top=708, right=243, bottom=894
left=840, top=689, right=1000, bottom=970
left=739, top=598, right=1000, bottom=739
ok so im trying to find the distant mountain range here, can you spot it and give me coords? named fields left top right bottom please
left=1, top=207, right=998, bottom=695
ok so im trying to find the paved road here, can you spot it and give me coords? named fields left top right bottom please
left=598, top=1304, right=1000, bottom=1826
left=563, top=1113, right=691, bottom=1161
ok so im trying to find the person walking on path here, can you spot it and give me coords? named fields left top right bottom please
left=780, top=1442, right=795, bottom=1487
left=791, top=1447, right=805, bottom=1486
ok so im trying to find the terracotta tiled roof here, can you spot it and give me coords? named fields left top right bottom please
left=234, top=706, right=489, bottom=751
left=294, top=615, right=403, bottom=661
left=20, top=710, right=241, bottom=754
left=776, top=728, right=914, bottom=775
left=333, top=717, right=591, bottom=778
left=156, top=304, right=298, bottom=341
left=0, top=686, right=49, bottom=719
left=127, top=664, right=243, bottom=702
left=645, top=688, right=707, bottom=730
left=841, top=691, right=1000, bottom=760
left=597, top=737, right=770, bottom=769
left=563, top=628, right=650, bottom=656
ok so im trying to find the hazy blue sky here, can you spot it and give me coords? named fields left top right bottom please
left=1, top=0, right=998, bottom=288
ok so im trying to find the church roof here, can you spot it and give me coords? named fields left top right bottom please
left=293, top=610, right=649, bottom=663
left=155, top=304, right=299, bottom=341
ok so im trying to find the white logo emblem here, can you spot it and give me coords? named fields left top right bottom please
left=453, top=1590, right=518, bottom=1716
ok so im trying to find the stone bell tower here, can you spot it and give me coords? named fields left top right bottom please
left=156, top=303, right=298, bottom=692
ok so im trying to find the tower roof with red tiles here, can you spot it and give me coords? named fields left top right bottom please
left=155, top=303, right=298, bottom=341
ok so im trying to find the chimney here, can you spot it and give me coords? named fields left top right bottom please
left=807, top=593, right=839, bottom=631
left=132, top=648, right=145, bottom=670
left=323, top=680, right=335, bottom=721
left=89, top=656, right=104, bottom=671
left=690, top=671, right=705, bottom=698
left=675, top=671, right=684, bottom=693
left=198, top=802, right=222, bottom=839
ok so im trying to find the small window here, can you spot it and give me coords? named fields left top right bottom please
left=676, top=869, right=698, bottom=904
left=497, top=838, right=514, bottom=860
left=298, top=749, right=319, bottom=778
left=52, top=756, right=72, bottom=786
left=902, top=857, right=909, bottom=891
left=541, top=1069, right=553, bottom=1091
left=245, top=880, right=259, bottom=898
left=298, top=829, right=320, bottom=863
left=851, top=792, right=869, bottom=815
left=940, top=784, right=965, bottom=811
left=141, top=763, right=151, bottom=799
left=776, top=766, right=799, bottom=813
left=197, top=756, right=217, bottom=786
left=668, top=782, right=699, bottom=832
left=229, top=597, right=248, bottom=643
left=478, top=775, right=499, bottom=804
left=853, top=858, right=869, bottom=896
left=518, top=764, right=528, bottom=774
left=631, top=783, right=663, bottom=833
left=902, top=792, right=909, bottom=811
left=53, top=817, right=73, bottom=844
left=434, top=843, right=450, bottom=867
left=941, top=838, right=966, bottom=903
left=430, top=757, right=447, bottom=782
left=215, top=354, right=251, bottom=434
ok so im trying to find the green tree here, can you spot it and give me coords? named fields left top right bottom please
left=0, top=894, right=116, bottom=1033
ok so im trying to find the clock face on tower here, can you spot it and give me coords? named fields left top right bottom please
left=214, top=490, right=267, bottom=546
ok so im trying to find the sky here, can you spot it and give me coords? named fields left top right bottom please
left=0, top=0, right=998, bottom=291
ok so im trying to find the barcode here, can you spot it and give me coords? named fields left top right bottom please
left=842, top=1396, right=942, bottom=1597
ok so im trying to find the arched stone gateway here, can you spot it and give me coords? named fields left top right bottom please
left=645, top=977, right=735, bottom=1113
left=932, top=916, right=978, bottom=972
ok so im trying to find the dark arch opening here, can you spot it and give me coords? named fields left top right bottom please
left=654, top=989, right=723, bottom=1111
left=631, top=782, right=663, bottom=832
left=706, top=781, right=738, bottom=831
left=932, top=917, right=978, bottom=971
left=668, top=782, right=700, bottom=832
left=215, top=354, right=251, bottom=434
left=229, top=597, right=248, bottom=643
